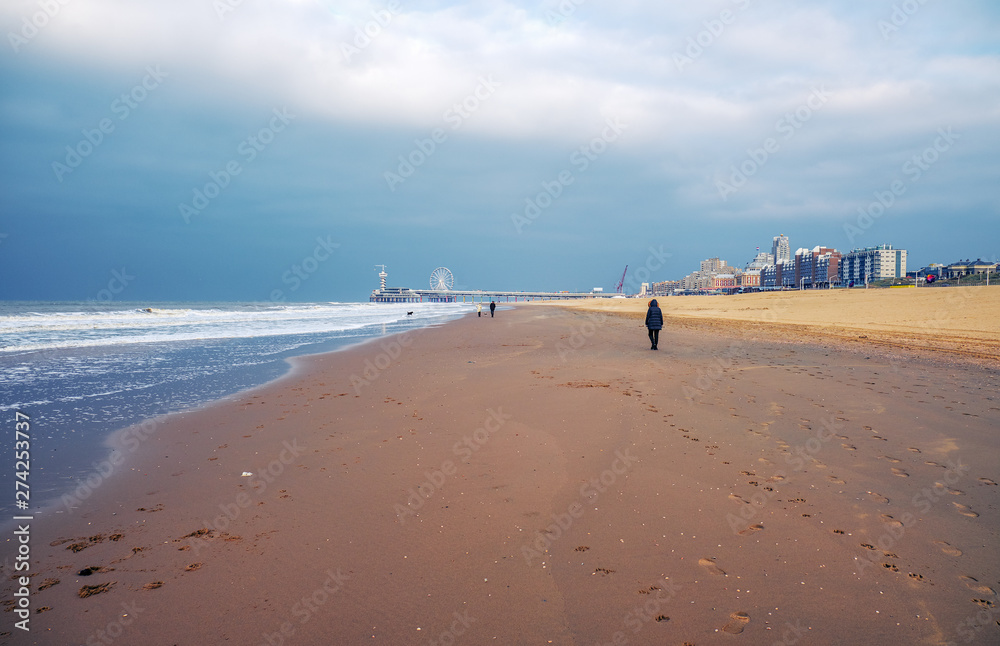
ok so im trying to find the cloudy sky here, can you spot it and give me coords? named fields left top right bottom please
left=1, top=0, right=998, bottom=301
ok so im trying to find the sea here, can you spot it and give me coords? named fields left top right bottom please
left=0, top=301, right=471, bottom=520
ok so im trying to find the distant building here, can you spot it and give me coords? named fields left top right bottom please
left=915, top=263, right=946, bottom=278
left=713, top=274, right=737, bottom=289
left=840, top=245, right=907, bottom=285
left=772, top=234, right=791, bottom=263
left=682, top=257, right=739, bottom=291
left=794, top=246, right=842, bottom=288
left=741, top=270, right=761, bottom=288
left=945, top=259, right=997, bottom=279
left=651, top=280, right=682, bottom=296
left=745, top=251, right=774, bottom=270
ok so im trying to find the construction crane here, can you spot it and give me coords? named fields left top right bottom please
left=615, top=265, right=628, bottom=294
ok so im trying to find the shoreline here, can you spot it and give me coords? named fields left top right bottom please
left=4, top=306, right=998, bottom=644
left=2, top=311, right=468, bottom=532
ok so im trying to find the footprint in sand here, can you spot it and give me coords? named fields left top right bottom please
left=880, top=455, right=902, bottom=463
left=891, top=468, right=909, bottom=478
left=698, top=558, right=727, bottom=576
left=738, top=524, right=764, bottom=536
left=827, top=475, right=846, bottom=484
left=960, top=576, right=996, bottom=595
left=978, top=477, right=998, bottom=486
left=880, top=514, right=904, bottom=527
left=907, top=447, right=922, bottom=453
left=952, top=502, right=979, bottom=518
left=721, top=611, right=751, bottom=634
left=924, top=461, right=946, bottom=468
left=728, top=493, right=749, bottom=504
left=841, top=444, right=857, bottom=451
left=868, top=492, right=890, bottom=503
left=933, top=541, right=963, bottom=557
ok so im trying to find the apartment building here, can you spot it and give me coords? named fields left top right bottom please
left=840, top=245, right=907, bottom=285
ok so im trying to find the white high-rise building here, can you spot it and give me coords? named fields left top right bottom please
left=772, top=235, right=791, bottom=263
left=840, top=245, right=907, bottom=284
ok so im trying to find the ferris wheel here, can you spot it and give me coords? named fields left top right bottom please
left=429, top=267, right=454, bottom=291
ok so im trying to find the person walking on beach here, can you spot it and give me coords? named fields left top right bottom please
left=477, top=302, right=482, bottom=317
left=645, top=299, right=663, bottom=350
left=489, top=301, right=496, bottom=317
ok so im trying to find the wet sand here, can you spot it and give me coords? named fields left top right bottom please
left=3, top=305, right=999, bottom=645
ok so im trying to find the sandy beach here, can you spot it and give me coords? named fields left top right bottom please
left=4, top=295, right=999, bottom=645
left=553, top=286, right=1000, bottom=363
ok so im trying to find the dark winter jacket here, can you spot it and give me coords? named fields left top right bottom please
left=645, top=300, right=663, bottom=330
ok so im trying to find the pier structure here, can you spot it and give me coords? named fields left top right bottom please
left=369, top=266, right=618, bottom=303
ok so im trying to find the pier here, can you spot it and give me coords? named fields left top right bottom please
left=369, top=266, right=618, bottom=303
left=370, top=287, right=617, bottom=303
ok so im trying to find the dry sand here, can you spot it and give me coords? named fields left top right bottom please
left=3, top=302, right=999, bottom=645
left=554, top=286, right=1000, bottom=363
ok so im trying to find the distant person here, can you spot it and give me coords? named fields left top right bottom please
left=645, top=299, right=663, bottom=350
left=477, top=302, right=482, bottom=317
left=489, top=301, right=496, bottom=317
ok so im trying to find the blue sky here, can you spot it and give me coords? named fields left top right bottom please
left=1, top=0, right=998, bottom=302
